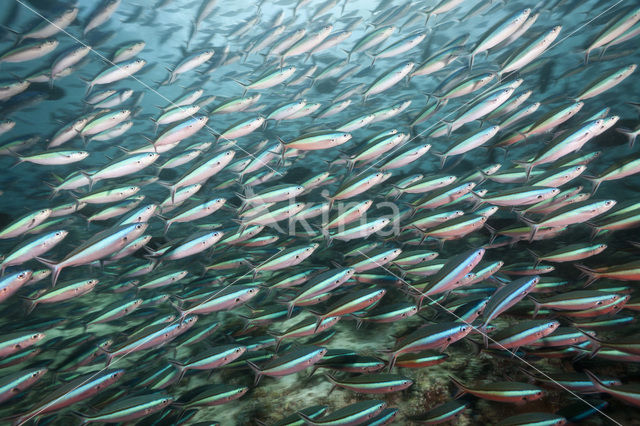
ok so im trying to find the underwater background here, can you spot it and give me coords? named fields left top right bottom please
left=0, top=0, right=640, bottom=424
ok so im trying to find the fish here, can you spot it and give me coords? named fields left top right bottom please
left=173, top=383, right=248, bottom=409
left=22, top=278, right=98, bottom=314
left=575, top=260, right=640, bottom=285
left=479, top=276, right=539, bottom=345
left=308, top=287, right=386, bottom=331
left=36, top=222, right=148, bottom=286
left=584, top=6, right=640, bottom=62
left=102, top=316, right=197, bottom=366
left=407, top=400, right=468, bottom=424
left=0, top=367, right=47, bottom=404
left=73, top=393, right=173, bottom=423
left=169, top=344, right=246, bottom=381
left=12, top=369, right=124, bottom=425
left=297, top=400, right=387, bottom=425
left=496, top=412, right=567, bottom=426
left=246, top=345, right=327, bottom=385
left=487, top=320, right=560, bottom=350
left=585, top=370, right=640, bottom=407
left=449, top=376, right=545, bottom=403
left=325, top=373, right=412, bottom=394
left=385, top=322, right=471, bottom=370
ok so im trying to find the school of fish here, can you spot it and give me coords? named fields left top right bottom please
left=0, top=0, right=639, bottom=424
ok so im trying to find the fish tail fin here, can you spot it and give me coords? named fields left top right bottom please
left=103, top=351, right=114, bottom=367
left=297, top=412, right=316, bottom=424
left=79, top=170, right=95, bottom=192
left=575, top=328, right=601, bottom=358
left=234, top=192, right=248, bottom=212
left=70, top=411, right=89, bottom=425
left=43, top=185, right=59, bottom=200
left=515, top=213, right=538, bottom=241
left=81, top=77, right=93, bottom=97
left=584, top=369, right=608, bottom=392
left=345, top=158, right=355, bottom=172
left=448, top=375, right=468, bottom=398
left=249, top=265, right=259, bottom=281
left=513, top=159, right=534, bottom=181
left=582, top=175, right=602, bottom=195
left=528, top=294, right=542, bottom=318
left=18, top=296, right=37, bottom=315
left=276, top=136, right=286, bottom=167
left=286, top=301, right=295, bottom=319
left=573, top=263, right=599, bottom=286
left=168, top=359, right=187, bottom=382
left=246, top=360, right=263, bottom=385
left=7, top=150, right=23, bottom=168
left=161, top=70, right=175, bottom=87
left=588, top=226, right=601, bottom=242
left=312, top=315, right=324, bottom=334
left=322, top=193, right=335, bottom=212
left=615, top=127, right=638, bottom=149
left=156, top=180, right=177, bottom=204
left=484, top=223, right=498, bottom=245
left=35, top=257, right=61, bottom=287
left=312, top=222, right=332, bottom=246
left=469, top=190, right=485, bottom=211
left=363, top=51, right=376, bottom=68
left=169, top=299, right=187, bottom=318
left=387, top=352, right=397, bottom=372
left=525, top=248, right=541, bottom=267
left=430, top=151, right=447, bottom=169
left=155, top=215, right=171, bottom=235
left=341, top=48, right=351, bottom=63
left=273, top=336, right=283, bottom=352
left=443, top=120, right=454, bottom=138
left=481, top=325, right=489, bottom=348
left=229, top=78, right=248, bottom=97
left=324, top=373, right=338, bottom=395
left=323, top=372, right=337, bottom=384
left=583, top=48, right=591, bottom=65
